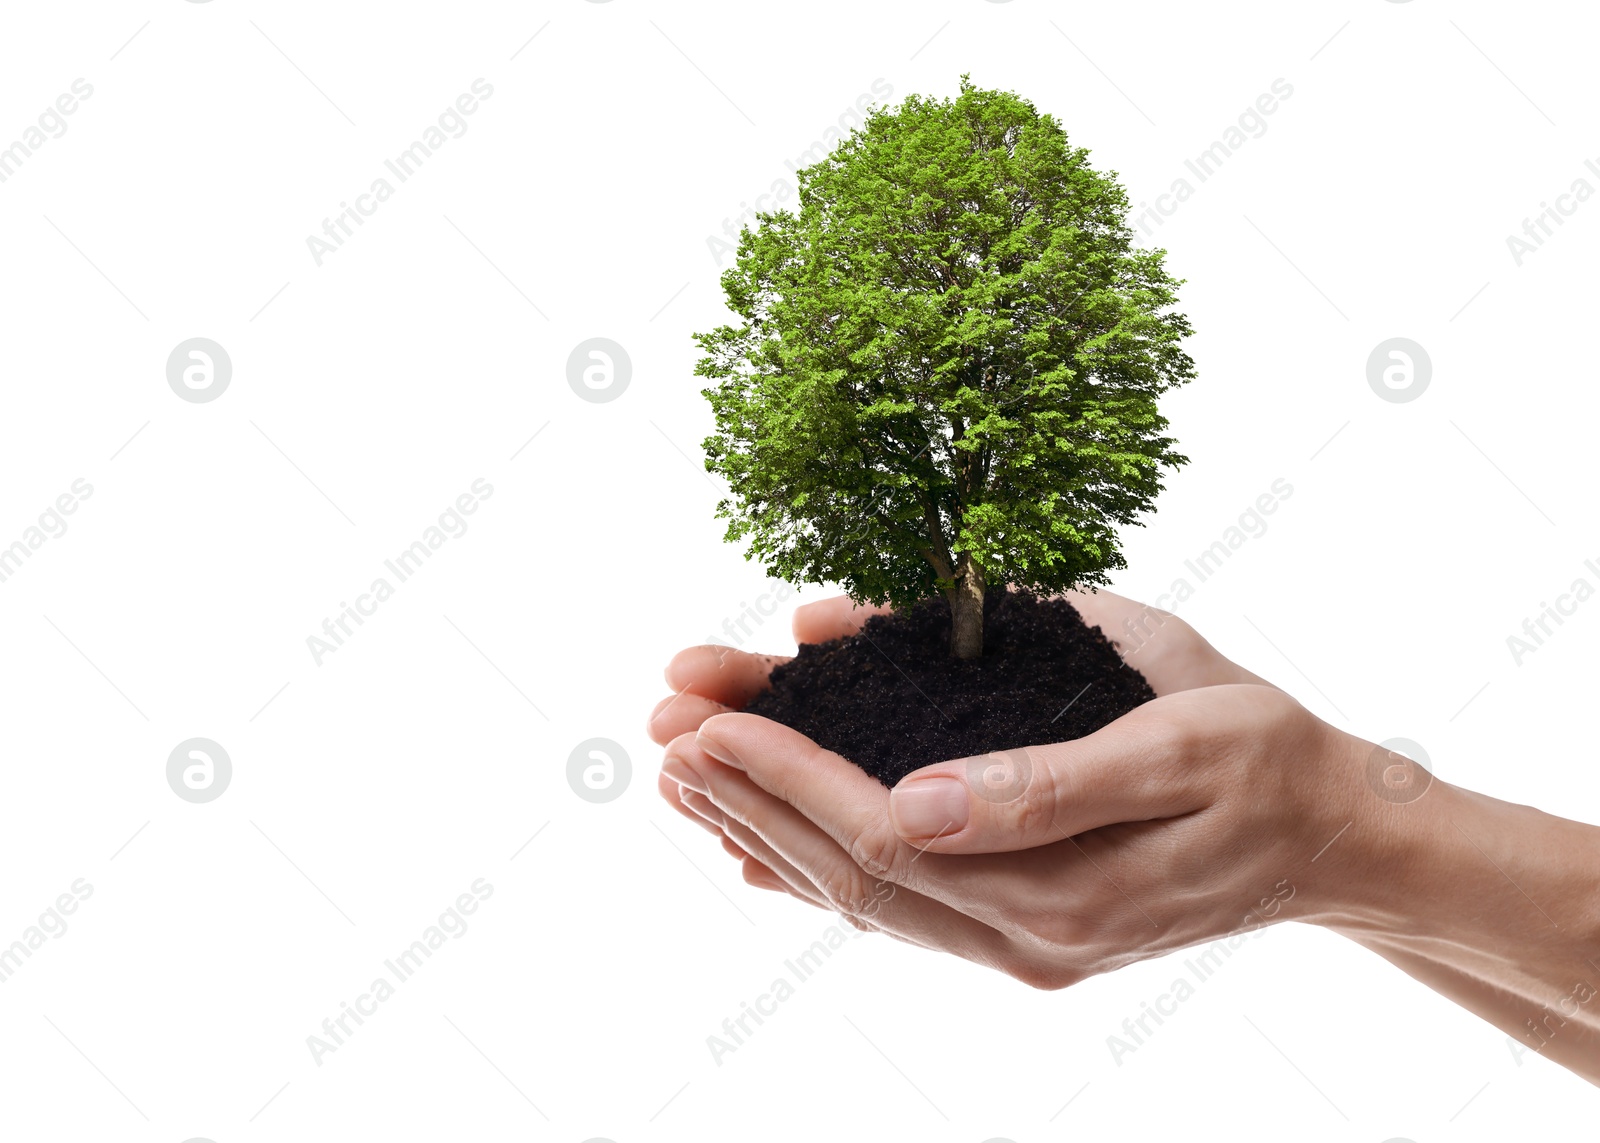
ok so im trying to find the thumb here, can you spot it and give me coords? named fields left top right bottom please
left=887, top=712, right=1199, bottom=853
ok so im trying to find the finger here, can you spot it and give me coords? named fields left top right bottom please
left=696, top=759, right=975, bottom=951
left=648, top=690, right=734, bottom=745
left=680, top=788, right=728, bottom=831
left=676, top=734, right=1026, bottom=970
left=663, top=645, right=789, bottom=708
left=740, top=853, right=793, bottom=894
left=694, top=713, right=945, bottom=891
left=665, top=764, right=826, bottom=911
left=723, top=822, right=831, bottom=909
left=719, top=833, right=825, bottom=908
left=712, top=771, right=1028, bottom=967
left=658, top=771, right=725, bottom=839
left=792, top=595, right=889, bottom=644
left=716, top=811, right=859, bottom=913
left=668, top=735, right=833, bottom=909
left=686, top=720, right=1113, bottom=962
left=726, top=832, right=825, bottom=902
left=887, top=691, right=1221, bottom=853
left=689, top=714, right=1040, bottom=930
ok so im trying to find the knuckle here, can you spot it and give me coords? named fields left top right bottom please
left=1160, top=702, right=1213, bottom=757
left=1270, top=690, right=1319, bottom=736
left=819, top=863, right=886, bottom=918
left=1008, top=766, right=1065, bottom=838
left=846, top=826, right=908, bottom=884
left=1134, top=697, right=1217, bottom=773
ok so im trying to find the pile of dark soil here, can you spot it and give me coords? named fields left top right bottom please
left=745, top=589, right=1155, bottom=787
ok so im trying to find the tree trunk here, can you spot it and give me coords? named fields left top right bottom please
left=948, top=554, right=986, bottom=660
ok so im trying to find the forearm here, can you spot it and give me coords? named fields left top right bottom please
left=1323, top=761, right=1600, bottom=1083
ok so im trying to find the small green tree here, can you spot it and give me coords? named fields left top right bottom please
left=695, top=76, right=1195, bottom=660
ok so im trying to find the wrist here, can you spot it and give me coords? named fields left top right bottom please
left=1300, top=730, right=1456, bottom=939
left=1316, top=729, right=1600, bottom=989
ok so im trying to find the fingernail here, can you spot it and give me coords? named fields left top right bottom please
left=695, top=728, right=745, bottom=771
left=662, top=754, right=709, bottom=795
left=890, top=776, right=969, bottom=840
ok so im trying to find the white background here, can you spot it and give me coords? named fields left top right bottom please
left=0, top=0, right=1595, bottom=1139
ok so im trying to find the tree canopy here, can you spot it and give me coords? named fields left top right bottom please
left=695, top=76, right=1195, bottom=658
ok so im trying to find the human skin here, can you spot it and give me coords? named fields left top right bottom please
left=647, top=589, right=1600, bottom=1086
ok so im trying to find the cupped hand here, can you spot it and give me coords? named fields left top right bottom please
left=647, top=591, right=1387, bottom=988
left=651, top=594, right=1600, bottom=1084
